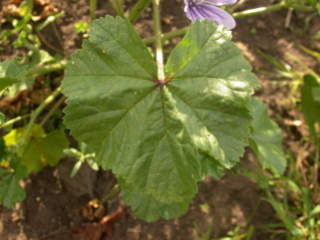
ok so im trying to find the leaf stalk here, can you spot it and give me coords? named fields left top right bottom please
left=109, top=0, right=125, bottom=17
left=26, top=60, right=67, bottom=77
left=152, top=0, right=165, bottom=83
left=129, top=0, right=151, bottom=23
left=0, top=114, right=30, bottom=129
left=90, top=0, right=97, bottom=20
left=0, top=60, right=66, bottom=130
left=18, top=87, right=62, bottom=148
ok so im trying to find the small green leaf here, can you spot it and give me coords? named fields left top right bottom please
left=75, top=21, right=89, bottom=34
left=301, top=46, right=320, bottom=63
left=0, top=58, right=28, bottom=91
left=0, top=168, right=26, bottom=208
left=310, top=205, right=320, bottom=217
left=39, top=130, right=69, bottom=166
left=4, top=124, right=45, bottom=147
left=62, top=17, right=258, bottom=220
left=4, top=126, right=68, bottom=173
left=301, top=74, right=320, bottom=138
left=249, top=98, right=286, bottom=175
left=287, top=179, right=301, bottom=195
left=22, top=130, right=68, bottom=172
left=19, top=0, right=33, bottom=19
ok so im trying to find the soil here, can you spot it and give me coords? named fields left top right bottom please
left=0, top=0, right=319, bottom=239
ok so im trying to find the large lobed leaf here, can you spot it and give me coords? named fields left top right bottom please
left=62, top=16, right=259, bottom=221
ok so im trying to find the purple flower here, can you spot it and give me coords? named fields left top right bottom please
left=184, top=0, right=237, bottom=30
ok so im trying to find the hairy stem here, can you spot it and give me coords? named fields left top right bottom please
left=0, top=61, right=66, bottom=130
left=152, top=0, right=165, bottom=82
left=129, top=0, right=151, bottom=22
left=0, top=114, right=30, bottom=129
left=233, top=1, right=286, bottom=18
left=39, top=95, right=66, bottom=127
left=27, top=60, right=67, bottom=77
left=90, top=0, right=97, bottom=20
left=109, top=0, right=125, bottom=17
left=144, top=27, right=188, bottom=45
left=18, top=87, right=62, bottom=148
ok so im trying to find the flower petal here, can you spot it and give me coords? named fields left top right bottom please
left=185, top=6, right=198, bottom=22
left=196, top=4, right=236, bottom=29
left=210, top=0, right=237, bottom=6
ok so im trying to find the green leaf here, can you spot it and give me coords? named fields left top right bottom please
left=0, top=168, right=26, bottom=208
left=0, top=58, right=28, bottom=91
left=62, top=17, right=258, bottom=220
left=165, top=21, right=259, bottom=170
left=22, top=130, right=68, bottom=172
left=249, top=98, right=286, bottom=175
left=0, top=53, right=45, bottom=96
left=4, top=124, right=45, bottom=147
left=301, top=46, right=320, bottom=63
left=310, top=205, right=320, bottom=217
left=19, top=0, right=33, bottom=18
left=122, top=183, right=189, bottom=222
left=39, top=130, right=69, bottom=166
left=308, top=0, right=318, bottom=7
left=301, top=74, right=320, bottom=138
left=312, top=87, right=320, bottom=103
left=4, top=126, right=68, bottom=173
left=75, top=21, right=89, bottom=34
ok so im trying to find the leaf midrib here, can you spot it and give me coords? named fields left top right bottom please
left=67, top=74, right=151, bottom=82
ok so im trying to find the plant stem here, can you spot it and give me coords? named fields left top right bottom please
left=39, top=95, right=66, bottom=127
left=18, top=87, right=62, bottom=148
left=0, top=114, right=30, bottom=129
left=90, top=0, right=97, bottom=20
left=152, top=0, right=165, bottom=82
left=0, top=61, right=67, bottom=130
left=101, top=184, right=120, bottom=203
left=144, top=27, right=188, bottom=45
left=229, top=0, right=246, bottom=12
left=233, top=1, right=286, bottom=18
left=27, top=60, right=67, bottom=77
left=109, top=0, right=125, bottom=17
left=128, top=0, right=151, bottom=23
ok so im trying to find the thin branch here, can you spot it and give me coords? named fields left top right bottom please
left=18, top=87, right=62, bottom=148
left=128, top=0, right=151, bottom=23
left=26, top=60, right=67, bottom=77
left=39, top=95, right=66, bottom=127
left=109, top=0, right=125, bottom=17
left=90, top=0, right=97, bottom=20
left=0, top=114, right=30, bottom=129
